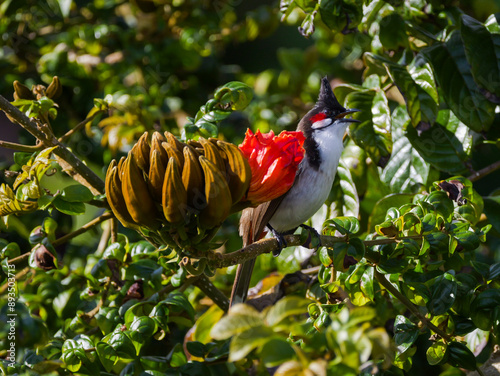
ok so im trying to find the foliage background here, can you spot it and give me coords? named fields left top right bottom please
left=1, top=0, right=500, bottom=375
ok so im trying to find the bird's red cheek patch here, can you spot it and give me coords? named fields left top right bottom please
left=311, top=112, right=327, bottom=123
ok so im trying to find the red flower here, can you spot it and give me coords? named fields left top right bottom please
left=239, top=129, right=305, bottom=205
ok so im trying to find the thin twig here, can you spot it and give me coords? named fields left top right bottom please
left=0, top=140, right=43, bottom=152
left=0, top=267, right=30, bottom=295
left=468, top=160, right=500, bottom=182
left=7, top=212, right=114, bottom=266
left=58, top=110, right=104, bottom=143
left=52, top=211, right=113, bottom=247
left=374, top=270, right=453, bottom=342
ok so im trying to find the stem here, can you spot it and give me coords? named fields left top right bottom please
left=7, top=212, right=114, bottom=265
left=52, top=211, right=113, bottom=247
left=58, top=110, right=104, bottom=143
left=0, top=140, right=43, bottom=152
left=0, top=267, right=30, bottom=295
left=0, top=95, right=105, bottom=195
left=193, top=274, right=230, bottom=312
left=374, top=270, right=453, bottom=342
left=468, top=160, right=500, bottom=182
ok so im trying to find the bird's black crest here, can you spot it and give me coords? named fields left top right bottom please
left=316, top=76, right=345, bottom=113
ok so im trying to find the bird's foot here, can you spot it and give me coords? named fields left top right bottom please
left=268, top=225, right=289, bottom=257
left=299, top=224, right=321, bottom=249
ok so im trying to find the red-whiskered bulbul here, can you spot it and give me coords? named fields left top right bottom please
left=230, top=76, right=359, bottom=306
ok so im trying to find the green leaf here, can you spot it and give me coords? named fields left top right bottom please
left=217, top=81, right=253, bottom=110
left=426, top=273, right=457, bottom=316
left=470, top=289, right=500, bottom=330
left=447, top=341, right=477, bottom=370
left=125, top=259, right=162, bottom=280
left=211, top=304, right=263, bottom=339
left=229, top=326, right=274, bottom=362
left=61, top=339, right=85, bottom=372
left=425, top=191, right=454, bottom=220
left=394, top=315, right=419, bottom=353
left=128, top=316, right=157, bottom=344
left=265, top=297, right=310, bottom=327
left=406, top=109, right=472, bottom=174
left=343, top=86, right=392, bottom=163
left=14, top=151, right=33, bottom=166
left=259, top=338, right=295, bottom=367
left=460, top=14, right=500, bottom=97
left=327, top=159, right=360, bottom=217
left=103, top=330, right=136, bottom=359
left=368, top=194, right=414, bottom=231
left=60, top=185, right=93, bottom=203
left=52, top=196, right=86, bottom=215
left=379, top=13, right=407, bottom=50
left=193, top=305, right=225, bottom=344
left=95, top=307, right=122, bottom=335
left=426, top=340, right=448, bottom=365
left=96, top=341, right=118, bottom=372
left=422, top=31, right=495, bottom=131
left=323, top=216, right=360, bottom=235
left=381, top=106, right=431, bottom=193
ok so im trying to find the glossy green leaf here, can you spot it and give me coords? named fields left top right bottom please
left=394, top=315, right=419, bottom=353
left=426, top=340, right=448, bottom=365
left=229, top=326, right=274, bottom=362
left=447, top=341, right=477, bottom=370
left=379, top=13, right=407, bottom=50
left=422, top=31, right=495, bottom=131
left=52, top=196, right=85, bottom=215
left=211, top=304, right=263, bottom=340
left=460, top=14, right=500, bottom=97
left=265, top=296, right=310, bottom=327
left=368, top=193, right=414, bottom=232
left=406, top=109, right=472, bottom=174
left=96, top=341, right=118, bottom=372
left=343, top=87, right=392, bottom=163
left=128, top=316, right=157, bottom=344
left=328, top=159, right=360, bottom=217
left=427, top=273, right=457, bottom=316
left=103, top=330, right=136, bottom=359
left=381, top=106, right=430, bottom=193
left=323, top=216, right=360, bottom=235
left=60, top=185, right=93, bottom=203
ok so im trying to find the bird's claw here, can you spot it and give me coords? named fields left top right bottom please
left=268, top=225, right=288, bottom=257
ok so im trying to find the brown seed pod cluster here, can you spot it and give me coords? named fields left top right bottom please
left=105, top=131, right=252, bottom=249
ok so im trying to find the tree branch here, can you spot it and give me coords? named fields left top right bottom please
left=207, top=234, right=419, bottom=269
left=58, top=110, right=105, bottom=143
left=0, top=140, right=43, bottom=152
left=0, top=95, right=105, bottom=195
left=468, top=160, right=500, bottom=182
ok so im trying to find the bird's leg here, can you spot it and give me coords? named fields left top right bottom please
left=267, top=224, right=292, bottom=256
left=299, top=224, right=321, bottom=249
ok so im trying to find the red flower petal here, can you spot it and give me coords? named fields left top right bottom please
left=239, top=129, right=305, bottom=205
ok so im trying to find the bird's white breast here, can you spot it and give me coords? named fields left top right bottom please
left=269, top=123, right=348, bottom=232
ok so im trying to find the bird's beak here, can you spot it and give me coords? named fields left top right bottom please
left=335, top=108, right=361, bottom=123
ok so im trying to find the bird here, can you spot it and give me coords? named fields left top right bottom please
left=230, top=76, right=360, bottom=306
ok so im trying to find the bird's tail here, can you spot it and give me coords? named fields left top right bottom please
left=229, top=258, right=256, bottom=306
